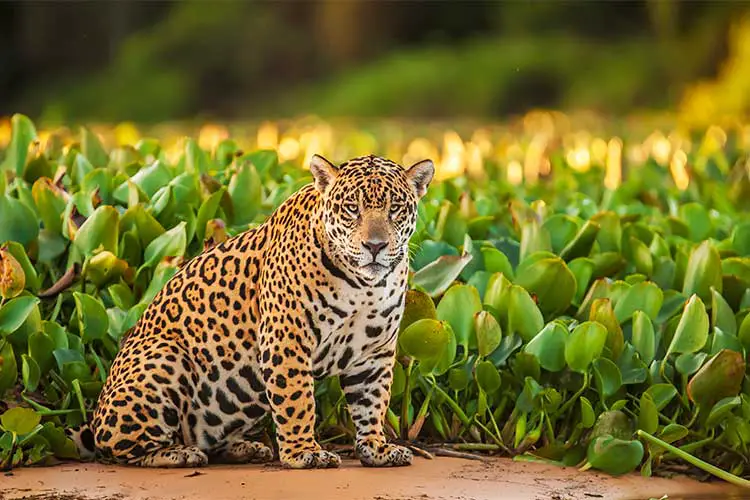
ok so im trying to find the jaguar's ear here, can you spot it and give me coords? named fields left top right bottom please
left=310, top=154, right=339, bottom=193
left=406, top=159, right=435, bottom=198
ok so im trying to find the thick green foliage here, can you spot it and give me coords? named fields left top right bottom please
left=1, top=115, right=750, bottom=486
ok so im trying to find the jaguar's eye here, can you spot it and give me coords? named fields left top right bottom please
left=389, top=204, right=402, bottom=218
left=344, top=203, right=359, bottom=217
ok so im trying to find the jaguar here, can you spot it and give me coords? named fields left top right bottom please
left=68, top=153, right=434, bottom=469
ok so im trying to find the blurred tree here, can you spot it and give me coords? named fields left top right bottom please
left=1, top=0, right=748, bottom=122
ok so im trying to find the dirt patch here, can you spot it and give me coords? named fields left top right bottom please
left=1, top=457, right=746, bottom=500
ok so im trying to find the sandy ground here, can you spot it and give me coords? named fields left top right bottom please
left=2, top=457, right=749, bottom=500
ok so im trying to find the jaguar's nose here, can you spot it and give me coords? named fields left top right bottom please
left=363, top=239, right=387, bottom=258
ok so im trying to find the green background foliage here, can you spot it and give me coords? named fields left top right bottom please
left=1, top=114, right=750, bottom=488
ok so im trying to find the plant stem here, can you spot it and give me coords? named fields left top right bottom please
left=637, top=430, right=750, bottom=489
left=401, top=359, right=414, bottom=440
left=428, top=381, right=471, bottom=426
left=442, top=442, right=500, bottom=451
left=319, top=433, right=347, bottom=445
left=474, top=420, right=511, bottom=454
left=556, top=372, right=589, bottom=416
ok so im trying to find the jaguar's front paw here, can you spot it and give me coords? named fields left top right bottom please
left=282, top=449, right=341, bottom=469
left=356, top=439, right=413, bottom=467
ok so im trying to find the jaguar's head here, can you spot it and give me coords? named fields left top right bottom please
left=310, top=154, right=434, bottom=281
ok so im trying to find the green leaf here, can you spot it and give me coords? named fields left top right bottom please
left=590, top=410, right=633, bottom=442
left=644, top=384, right=677, bottom=411
left=732, top=221, right=750, bottom=256
left=629, top=236, right=654, bottom=276
left=675, top=351, right=707, bottom=376
left=124, top=205, right=166, bottom=248
left=475, top=360, right=502, bottom=393
left=436, top=284, right=482, bottom=351
left=682, top=241, right=722, bottom=303
left=391, top=363, right=406, bottom=397
left=740, top=313, right=750, bottom=350
left=586, top=435, right=644, bottom=476
left=617, top=343, right=648, bottom=385
left=229, top=163, right=262, bottom=225
left=184, top=139, right=211, bottom=174
left=73, top=292, right=109, bottom=343
left=592, top=358, right=622, bottom=400
left=400, top=289, right=437, bottom=332
left=412, top=235, right=473, bottom=297
left=514, top=255, right=576, bottom=317
left=483, top=272, right=512, bottom=323
left=39, top=423, right=79, bottom=459
left=447, top=366, right=470, bottom=391
left=519, top=219, right=551, bottom=263
left=1, top=114, right=37, bottom=175
left=475, top=311, right=502, bottom=357
left=613, top=281, right=664, bottom=324
left=435, top=202, right=468, bottom=248
left=28, top=330, right=55, bottom=374
left=70, top=153, right=94, bottom=186
left=580, top=397, right=595, bottom=428
left=31, top=178, right=67, bottom=235
left=664, top=294, right=709, bottom=360
left=0, top=296, right=40, bottom=336
left=82, top=169, right=115, bottom=204
left=591, top=211, right=621, bottom=252
left=711, top=288, right=737, bottom=337
left=141, top=221, right=187, bottom=270
left=524, top=322, right=567, bottom=372
left=0, top=340, right=17, bottom=395
left=631, top=311, right=656, bottom=365
left=591, top=252, right=627, bottom=279
left=687, top=349, right=744, bottom=411
left=196, top=188, right=226, bottom=243
left=565, top=321, right=608, bottom=373
left=85, top=251, right=128, bottom=287
left=1, top=407, right=40, bottom=435
left=399, top=319, right=453, bottom=362
left=80, top=126, right=109, bottom=168
left=543, top=214, right=579, bottom=254
left=481, top=247, right=514, bottom=278
left=589, top=298, right=624, bottom=360
left=568, top=257, right=595, bottom=305
left=638, top=393, right=658, bottom=434
left=115, top=161, right=172, bottom=200
left=507, top=285, right=545, bottom=343
left=21, top=354, right=40, bottom=392
left=680, top=202, right=712, bottom=242
left=512, top=352, right=541, bottom=383
left=44, top=322, right=68, bottom=350
left=649, top=233, right=671, bottom=260
left=560, top=220, right=600, bottom=261
left=0, top=194, right=40, bottom=246
left=412, top=240, right=458, bottom=272
left=705, top=396, right=741, bottom=429
left=74, top=205, right=119, bottom=256
left=710, top=328, right=743, bottom=355
left=138, top=263, right=179, bottom=306
left=2, top=241, right=40, bottom=293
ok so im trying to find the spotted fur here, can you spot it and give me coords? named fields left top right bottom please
left=68, top=154, right=434, bottom=469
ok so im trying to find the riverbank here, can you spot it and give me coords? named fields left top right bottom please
left=2, top=457, right=746, bottom=500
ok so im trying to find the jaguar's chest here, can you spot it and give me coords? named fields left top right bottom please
left=309, top=279, right=406, bottom=377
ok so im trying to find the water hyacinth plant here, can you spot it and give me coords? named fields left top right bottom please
left=1, top=114, right=750, bottom=487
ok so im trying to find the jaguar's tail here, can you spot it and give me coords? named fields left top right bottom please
left=64, top=422, right=97, bottom=461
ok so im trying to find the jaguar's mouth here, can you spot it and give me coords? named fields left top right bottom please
left=362, top=262, right=387, bottom=273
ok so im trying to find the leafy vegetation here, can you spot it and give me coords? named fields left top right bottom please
left=1, top=114, right=750, bottom=488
